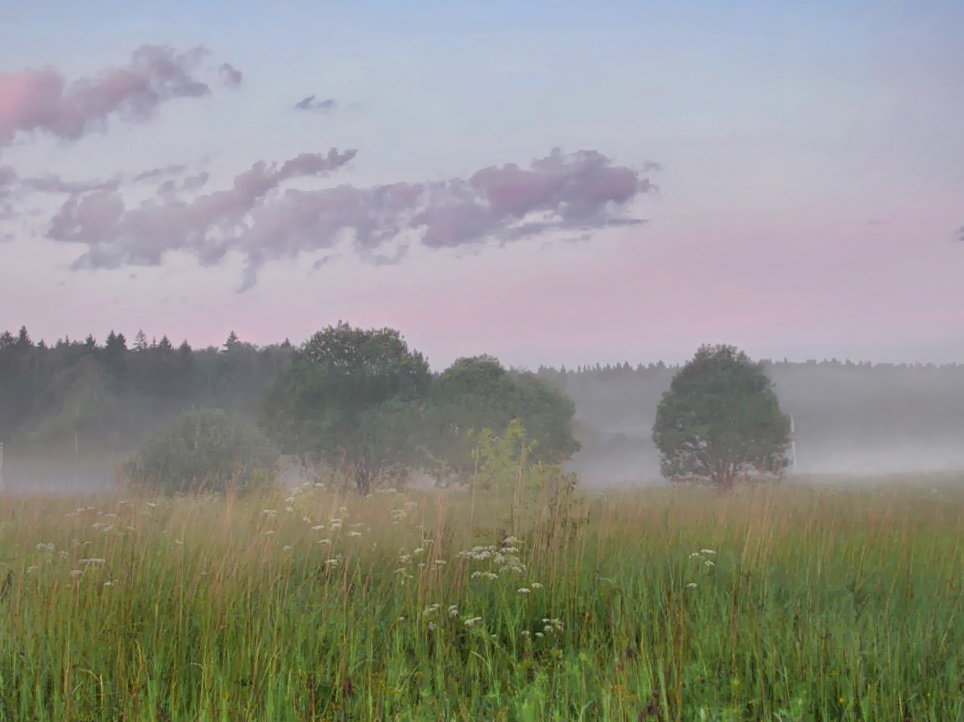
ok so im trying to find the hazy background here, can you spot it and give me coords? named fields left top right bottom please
left=1, top=331, right=962, bottom=491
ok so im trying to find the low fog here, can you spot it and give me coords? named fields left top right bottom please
left=2, top=330, right=963, bottom=493
left=548, top=361, right=964, bottom=486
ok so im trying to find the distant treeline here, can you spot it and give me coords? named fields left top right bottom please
left=3, top=326, right=964, bottom=479
left=0, top=327, right=292, bottom=456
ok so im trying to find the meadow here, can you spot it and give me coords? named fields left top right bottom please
left=0, top=479, right=960, bottom=721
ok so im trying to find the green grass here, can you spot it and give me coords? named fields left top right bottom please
left=0, top=480, right=960, bottom=721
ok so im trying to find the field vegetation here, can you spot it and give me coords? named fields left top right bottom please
left=0, top=479, right=960, bottom=721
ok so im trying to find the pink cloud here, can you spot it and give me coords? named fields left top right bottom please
left=0, top=45, right=237, bottom=146
left=46, top=148, right=652, bottom=290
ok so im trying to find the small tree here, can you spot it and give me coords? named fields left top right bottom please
left=261, top=323, right=430, bottom=493
left=652, top=345, right=790, bottom=491
left=124, top=409, right=278, bottom=495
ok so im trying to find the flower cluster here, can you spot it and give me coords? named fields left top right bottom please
left=459, top=536, right=527, bottom=578
left=688, top=548, right=716, bottom=568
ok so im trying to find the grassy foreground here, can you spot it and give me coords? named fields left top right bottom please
left=0, top=480, right=960, bottom=721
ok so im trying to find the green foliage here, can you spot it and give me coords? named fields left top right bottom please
left=468, top=420, right=579, bottom=533
left=261, top=323, right=430, bottom=493
left=468, top=420, right=573, bottom=492
left=653, top=344, right=791, bottom=490
left=123, top=409, right=279, bottom=495
left=424, top=355, right=579, bottom=484
left=23, top=357, right=122, bottom=449
left=0, top=327, right=294, bottom=456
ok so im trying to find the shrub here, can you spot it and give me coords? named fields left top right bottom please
left=124, top=409, right=278, bottom=494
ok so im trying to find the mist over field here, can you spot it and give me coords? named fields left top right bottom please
left=553, top=361, right=964, bottom=484
left=2, top=329, right=963, bottom=493
left=1, top=3, right=963, bottom=718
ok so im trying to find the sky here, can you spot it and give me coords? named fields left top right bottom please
left=1, top=0, right=962, bottom=370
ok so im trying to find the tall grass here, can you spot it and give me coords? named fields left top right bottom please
left=0, top=480, right=960, bottom=721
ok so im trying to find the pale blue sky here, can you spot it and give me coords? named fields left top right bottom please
left=1, top=1, right=962, bottom=367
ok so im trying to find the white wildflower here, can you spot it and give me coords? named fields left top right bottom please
left=517, top=587, right=531, bottom=594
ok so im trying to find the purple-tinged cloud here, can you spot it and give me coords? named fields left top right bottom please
left=0, top=165, right=15, bottom=222
left=157, top=171, right=210, bottom=198
left=294, top=95, right=336, bottom=112
left=0, top=164, right=16, bottom=191
left=46, top=148, right=651, bottom=290
left=132, top=164, right=189, bottom=183
left=48, top=148, right=357, bottom=267
left=218, top=63, right=243, bottom=88
left=0, top=45, right=238, bottom=145
left=22, top=174, right=120, bottom=194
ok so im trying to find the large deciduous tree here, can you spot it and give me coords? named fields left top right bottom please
left=652, top=345, right=790, bottom=491
left=422, top=355, right=579, bottom=484
left=261, top=323, right=430, bottom=493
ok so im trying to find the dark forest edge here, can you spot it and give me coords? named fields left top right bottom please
left=0, top=325, right=580, bottom=493
left=3, top=325, right=964, bottom=486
